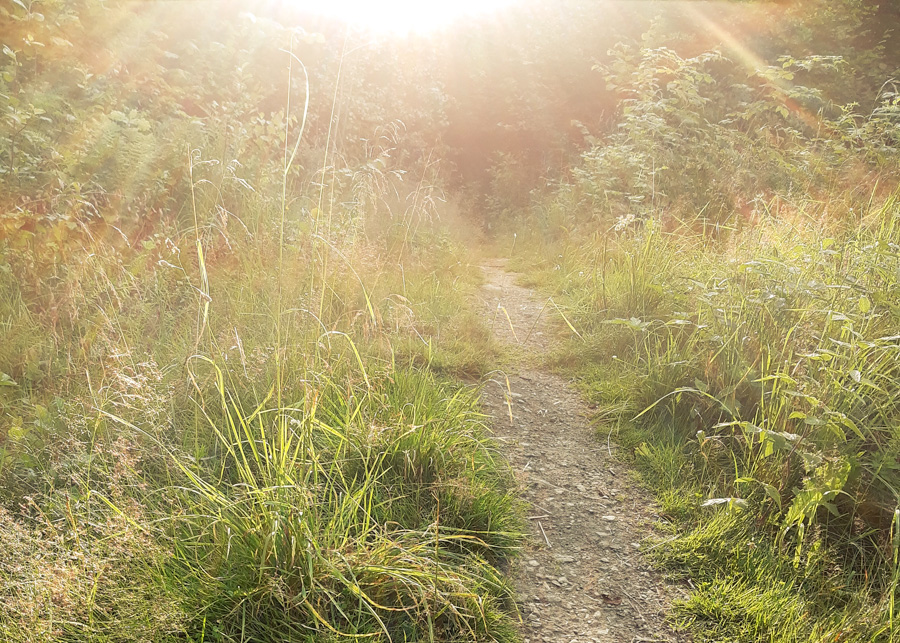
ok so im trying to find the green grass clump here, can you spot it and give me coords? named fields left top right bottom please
left=162, top=364, right=521, bottom=642
left=655, top=513, right=887, bottom=642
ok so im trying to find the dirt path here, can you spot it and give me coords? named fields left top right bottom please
left=477, top=259, right=686, bottom=643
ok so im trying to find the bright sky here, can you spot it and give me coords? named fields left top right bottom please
left=296, top=0, right=520, bottom=34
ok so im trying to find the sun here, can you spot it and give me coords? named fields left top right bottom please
left=298, top=0, right=520, bottom=34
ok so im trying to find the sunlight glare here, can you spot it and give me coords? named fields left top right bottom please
left=296, top=0, right=519, bottom=34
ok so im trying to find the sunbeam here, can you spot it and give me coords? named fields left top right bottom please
left=292, top=0, right=521, bottom=33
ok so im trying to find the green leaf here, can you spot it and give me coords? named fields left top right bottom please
left=838, top=415, right=865, bottom=440
left=604, top=317, right=649, bottom=331
left=858, top=296, right=871, bottom=314
left=762, top=483, right=782, bottom=510
left=0, top=372, right=17, bottom=387
left=6, top=417, right=25, bottom=442
left=785, top=459, right=852, bottom=527
left=800, top=451, right=823, bottom=472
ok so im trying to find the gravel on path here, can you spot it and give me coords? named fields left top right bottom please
left=477, top=259, right=688, bottom=643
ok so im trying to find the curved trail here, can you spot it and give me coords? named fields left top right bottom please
left=477, top=259, right=686, bottom=643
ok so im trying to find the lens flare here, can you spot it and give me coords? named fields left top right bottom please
left=294, top=0, right=519, bottom=33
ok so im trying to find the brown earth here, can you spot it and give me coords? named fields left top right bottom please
left=476, top=258, right=688, bottom=643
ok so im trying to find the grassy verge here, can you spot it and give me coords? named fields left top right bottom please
left=511, top=195, right=900, bottom=642
left=0, top=178, right=518, bottom=641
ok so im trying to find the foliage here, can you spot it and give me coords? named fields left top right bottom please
left=499, top=4, right=900, bottom=640
left=4, top=0, right=900, bottom=640
left=0, top=1, right=512, bottom=640
left=517, top=190, right=900, bottom=640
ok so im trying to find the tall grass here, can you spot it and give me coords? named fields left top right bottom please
left=515, top=193, right=900, bottom=641
left=0, top=30, right=517, bottom=643
left=161, top=363, right=520, bottom=641
left=0, top=187, right=516, bottom=641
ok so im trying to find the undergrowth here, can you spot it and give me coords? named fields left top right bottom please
left=0, top=185, right=515, bottom=641
left=514, top=195, right=900, bottom=641
left=0, top=3, right=515, bottom=640
left=6, top=0, right=900, bottom=640
left=0, top=134, right=517, bottom=639
left=495, top=14, right=900, bottom=639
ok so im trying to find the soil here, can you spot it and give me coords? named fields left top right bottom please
left=476, top=258, right=687, bottom=643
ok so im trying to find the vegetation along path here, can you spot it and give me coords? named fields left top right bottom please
left=476, top=259, right=686, bottom=643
